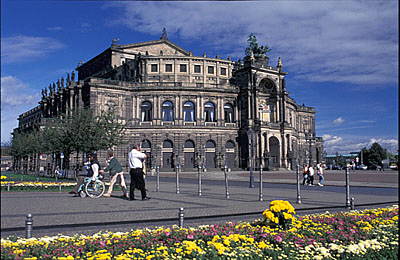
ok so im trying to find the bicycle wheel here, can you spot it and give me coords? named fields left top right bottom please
left=85, top=180, right=105, bottom=198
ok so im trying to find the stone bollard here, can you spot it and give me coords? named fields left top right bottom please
left=156, top=166, right=160, bottom=192
left=25, top=214, right=33, bottom=238
left=178, top=208, right=184, bottom=228
left=350, top=197, right=355, bottom=210
left=296, top=164, right=302, bottom=204
left=224, top=165, right=230, bottom=199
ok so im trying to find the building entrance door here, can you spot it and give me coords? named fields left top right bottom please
left=269, top=136, right=280, bottom=168
left=225, top=140, right=236, bottom=169
left=183, top=140, right=195, bottom=169
left=205, top=140, right=216, bottom=169
left=162, top=140, right=174, bottom=169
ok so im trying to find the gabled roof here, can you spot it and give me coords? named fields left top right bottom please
left=113, top=39, right=190, bottom=56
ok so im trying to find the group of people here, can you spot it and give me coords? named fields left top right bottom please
left=69, top=144, right=150, bottom=201
left=302, top=163, right=325, bottom=186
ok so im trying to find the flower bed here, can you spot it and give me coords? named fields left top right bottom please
left=1, top=203, right=398, bottom=260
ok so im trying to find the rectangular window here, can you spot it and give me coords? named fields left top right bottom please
left=180, top=64, right=187, bottom=72
left=220, top=67, right=227, bottom=75
left=151, top=64, right=158, bottom=72
left=208, top=66, right=214, bottom=74
left=194, top=65, right=201, bottom=73
left=165, top=64, right=173, bottom=72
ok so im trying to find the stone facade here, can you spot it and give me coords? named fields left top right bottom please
left=16, top=36, right=323, bottom=171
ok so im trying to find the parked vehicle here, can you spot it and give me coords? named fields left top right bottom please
left=389, top=163, right=398, bottom=170
left=356, top=164, right=368, bottom=170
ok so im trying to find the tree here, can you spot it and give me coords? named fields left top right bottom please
left=365, top=142, right=387, bottom=167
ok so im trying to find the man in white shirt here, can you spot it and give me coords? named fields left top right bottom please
left=128, top=144, right=150, bottom=201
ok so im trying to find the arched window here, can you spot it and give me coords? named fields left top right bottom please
left=183, top=101, right=195, bottom=122
left=162, top=101, right=174, bottom=121
left=141, top=139, right=151, bottom=149
left=224, top=103, right=234, bottom=123
left=163, top=140, right=173, bottom=148
left=205, top=140, right=216, bottom=148
left=184, top=140, right=195, bottom=148
left=204, top=102, right=216, bottom=122
left=225, top=140, right=235, bottom=149
left=141, top=101, right=152, bottom=121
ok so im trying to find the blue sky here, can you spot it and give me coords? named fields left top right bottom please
left=1, top=0, right=398, bottom=154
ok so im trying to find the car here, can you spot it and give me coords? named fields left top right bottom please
left=356, top=164, right=368, bottom=170
left=389, top=163, right=398, bottom=170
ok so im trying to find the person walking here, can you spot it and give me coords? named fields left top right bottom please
left=302, top=165, right=309, bottom=185
left=128, top=144, right=150, bottom=201
left=308, top=165, right=315, bottom=186
left=103, top=151, right=128, bottom=198
left=317, top=163, right=325, bottom=186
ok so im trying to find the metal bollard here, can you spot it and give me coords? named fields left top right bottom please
left=345, top=167, right=350, bottom=208
left=156, top=166, right=160, bottom=192
left=198, top=166, right=202, bottom=196
left=176, top=165, right=180, bottom=194
left=224, top=165, right=230, bottom=199
left=350, top=197, right=355, bottom=210
left=25, top=214, right=33, bottom=238
left=296, top=164, right=302, bottom=204
left=259, top=165, right=263, bottom=201
left=7, top=183, right=11, bottom=191
left=178, top=208, right=184, bottom=228
left=59, top=183, right=62, bottom=192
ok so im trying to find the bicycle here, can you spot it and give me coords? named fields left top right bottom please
left=77, top=176, right=105, bottom=198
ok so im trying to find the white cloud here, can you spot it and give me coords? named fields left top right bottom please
left=333, top=117, right=345, bottom=125
left=1, top=35, right=65, bottom=63
left=107, top=1, right=398, bottom=86
left=1, top=76, right=40, bottom=143
left=322, top=134, right=343, bottom=146
left=323, top=135, right=398, bottom=154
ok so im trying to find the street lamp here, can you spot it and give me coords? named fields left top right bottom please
left=304, top=130, right=313, bottom=166
left=247, top=128, right=255, bottom=188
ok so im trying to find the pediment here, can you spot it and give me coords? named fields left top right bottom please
left=114, top=39, right=190, bottom=56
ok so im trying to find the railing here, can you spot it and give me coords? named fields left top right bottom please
left=89, top=78, right=239, bottom=91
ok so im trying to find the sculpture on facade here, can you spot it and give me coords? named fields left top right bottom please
left=160, top=28, right=168, bottom=40
left=60, top=77, right=64, bottom=88
left=245, top=33, right=271, bottom=57
left=66, top=73, right=70, bottom=85
left=71, top=71, right=75, bottom=81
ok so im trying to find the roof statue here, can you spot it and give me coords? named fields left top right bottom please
left=112, top=38, right=120, bottom=46
left=277, top=57, right=282, bottom=67
left=245, top=33, right=271, bottom=58
left=71, top=71, right=75, bottom=81
left=160, top=28, right=168, bottom=40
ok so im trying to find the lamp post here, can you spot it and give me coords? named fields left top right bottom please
left=305, top=131, right=313, bottom=166
left=247, top=128, right=255, bottom=188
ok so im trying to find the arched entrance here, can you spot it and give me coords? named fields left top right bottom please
left=225, top=140, right=236, bottom=169
left=184, top=140, right=195, bottom=169
left=269, top=136, right=280, bottom=168
left=141, top=139, right=152, bottom=169
left=162, top=140, right=174, bottom=169
left=205, top=140, right=216, bottom=168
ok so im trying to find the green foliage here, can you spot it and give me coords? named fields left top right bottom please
left=245, top=33, right=271, bottom=57
left=363, top=142, right=387, bottom=167
left=11, top=108, right=127, bottom=161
